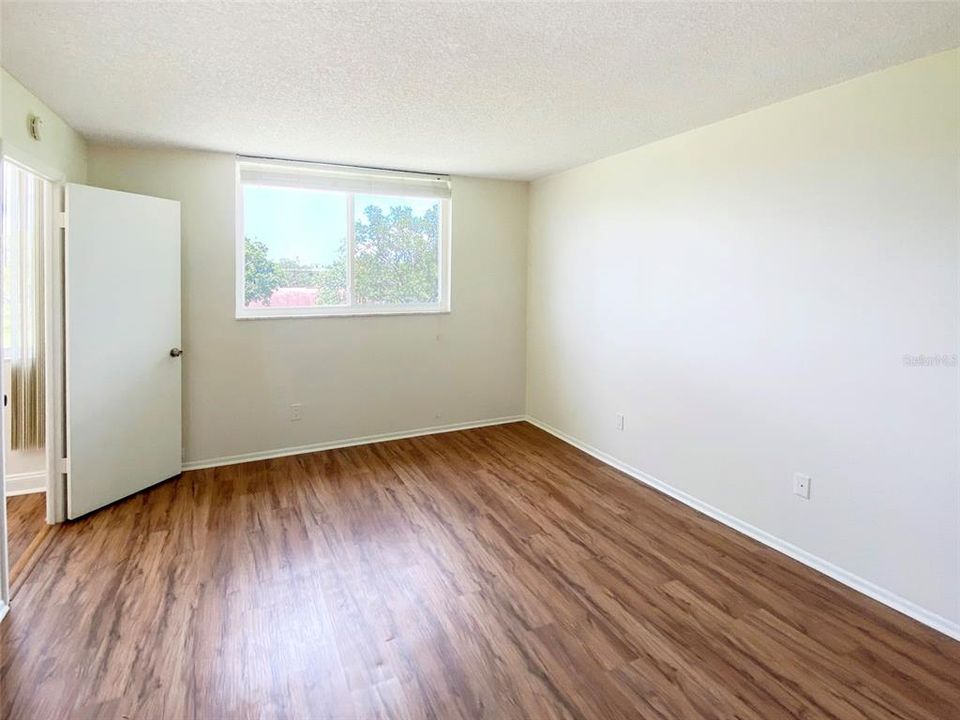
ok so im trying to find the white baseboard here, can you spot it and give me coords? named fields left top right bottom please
left=0, top=601, right=8, bottom=624
left=5, top=471, right=47, bottom=496
left=181, top=415, right=526, bottom=471
left=524, top=415, right=960, bottom=643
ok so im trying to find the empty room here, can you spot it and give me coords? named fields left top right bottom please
left=0, top=1, right=958, bottom=718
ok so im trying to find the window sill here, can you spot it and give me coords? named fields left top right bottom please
left=235, top=306, right=451, bottom=320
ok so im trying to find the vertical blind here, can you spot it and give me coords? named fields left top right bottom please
left=2, top=161, right=46, bottom=450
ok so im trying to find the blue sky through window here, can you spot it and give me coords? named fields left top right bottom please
left=243, top=185, right=345, bottom=265
left=244, top=186, right=438, bottom=266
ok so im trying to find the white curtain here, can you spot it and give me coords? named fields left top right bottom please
left=2, top=161, right=46, bottom=450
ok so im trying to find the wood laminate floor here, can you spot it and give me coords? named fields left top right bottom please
left=0, top=423, right=957, bottom=719
left=4, top=492, right=46, bottom=585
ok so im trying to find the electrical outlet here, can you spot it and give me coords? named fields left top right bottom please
left=290, top=403, right=303, bottom=422
left=793, top=473, right=811, bottom=499
left=616, top=413, right=625, bottom=431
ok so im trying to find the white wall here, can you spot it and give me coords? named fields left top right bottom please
left=527, top=49, right=960, bottom=630
left=87, top=146, right=527, bottom=465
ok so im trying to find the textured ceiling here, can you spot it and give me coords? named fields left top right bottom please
left=2, top=2, right=958, bottom=180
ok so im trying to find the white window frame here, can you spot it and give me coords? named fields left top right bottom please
left=235, top=157, right=452, bottom=319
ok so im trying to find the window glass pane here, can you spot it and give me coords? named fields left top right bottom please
left=242, top=185, right=347, bottom=308
left=353, top=194, right=440, bottom=305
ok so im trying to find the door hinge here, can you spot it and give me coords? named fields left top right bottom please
left=56, top=211, right=66, bottom=229
left=58, top=457, right=70, bottom=474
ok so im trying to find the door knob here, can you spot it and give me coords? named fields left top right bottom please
left=170, top=348, right=183, bottom=357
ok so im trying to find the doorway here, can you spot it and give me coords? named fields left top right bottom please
left=0, top=163, right=181, bottom=612
left=1, top=157, right=55, bottom=589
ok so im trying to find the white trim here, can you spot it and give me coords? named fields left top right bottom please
left=345, top=192, right=355, bottom=306
left=48, top=181, right=67, bottom=523
left=524, top=415, right=960, bottom=643
left=440, top=194, right=452, bottom=310
left=43, top=181, right=60, bottom=524
left=0, top=140, right=9, bottom=612
left=234, top=161, right=245, bottom=321
left=5, top=471, right=47, bottom=496
left=236, top=306, right=451, bottom=320
left=181, top=415, right=525, bottom=471
left=2, top=145, right=65, bottom=184
left=60, top=184, right=75, bottom=522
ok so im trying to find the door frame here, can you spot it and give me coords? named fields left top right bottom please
left=9, top=150, right=64, bottom=525
left=1, top=146, right=67, bottom=519
left=48, top=173, right=67, bottom=525
left=0, top=143, right=66, bottom=620
left=0, top=138, right=8, bottom=618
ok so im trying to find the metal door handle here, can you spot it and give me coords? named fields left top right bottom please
left=170, top=348, right=183, bottom=357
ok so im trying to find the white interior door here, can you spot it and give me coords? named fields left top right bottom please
left=65, top=184, right=181, bottom=519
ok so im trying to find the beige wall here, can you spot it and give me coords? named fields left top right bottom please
left=88, top=145, right=527, bottom=465
left=527, top=49, right=960, bottom=628
left=1, top=69, right=87, bottom=182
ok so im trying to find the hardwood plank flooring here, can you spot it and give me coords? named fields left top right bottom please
left=4, top=492, right=47, bottom=585
left=0, top=423, right=957, bottom=719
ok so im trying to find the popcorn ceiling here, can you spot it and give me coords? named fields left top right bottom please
left=2, top=1, right=957, bottom=180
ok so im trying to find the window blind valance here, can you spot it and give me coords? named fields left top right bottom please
left=237, top=157, right=451, bottom=199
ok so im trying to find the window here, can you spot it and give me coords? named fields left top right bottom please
left=236, top=158, right=451, bottom=318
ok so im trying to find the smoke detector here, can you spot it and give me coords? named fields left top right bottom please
left=29, top=115, right=43, bottom=141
